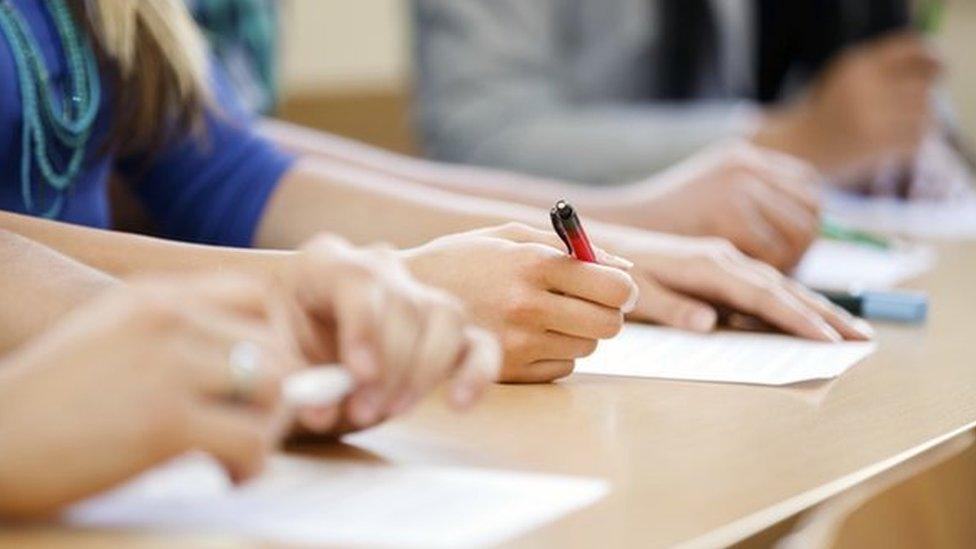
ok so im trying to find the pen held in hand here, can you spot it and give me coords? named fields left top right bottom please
left=550, top=200, right=598, bottom=263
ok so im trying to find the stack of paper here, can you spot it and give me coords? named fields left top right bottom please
left=793, top=239, right=934, bottom=291
left=576, top=324, right=877, bottom=386
left=67, top=454, right=608, bottom=548
left=825, top=190, right=976, bottom=239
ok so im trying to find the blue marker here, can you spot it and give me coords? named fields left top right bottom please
left=820, top=290, right=928, bottom=324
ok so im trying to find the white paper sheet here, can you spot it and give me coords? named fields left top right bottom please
left=793, top=239, right=934, bottom=291
left=67, top=454, right=608, bottom=548
left=576, top=324, right=877, bottom=386
left=825, top=190, right=976, bottom=239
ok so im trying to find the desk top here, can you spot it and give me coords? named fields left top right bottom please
left=4, top=241, right=975, bottom=548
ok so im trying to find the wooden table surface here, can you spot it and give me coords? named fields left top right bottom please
left=3, top=242, right=974, bottom=548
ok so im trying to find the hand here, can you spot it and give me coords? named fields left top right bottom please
left=591, top=225, right=874, bottom=341
left=755, top=33, right=941, bottom=177
left=612, top=142, right=822, bottom=271
left=0, top=275, right=298, bottom=519
left=402, top=223, right=639, bottom=383
left=279, top=235, right=501, bottom=435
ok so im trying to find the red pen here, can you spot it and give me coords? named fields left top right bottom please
left=550, top=200, right=598, bottom=263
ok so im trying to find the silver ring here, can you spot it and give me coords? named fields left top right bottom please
left=228, top=341, right=263, bottom=402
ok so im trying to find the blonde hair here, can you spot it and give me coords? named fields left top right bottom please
left=82, top=0, right=212, bottom=153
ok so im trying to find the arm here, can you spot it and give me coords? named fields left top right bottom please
left=412, top=0, right=756, bottom=183
left=256, top=118, right=594, bottom=212
left=0, top=276, right=291, bottom=518
left=255, top=157, right=555, bottom=249
left=256, top=157, right=868, bottom=345
left=0, top=229, right=115, bottom=354
left=0, top=211, right=291, bottom=279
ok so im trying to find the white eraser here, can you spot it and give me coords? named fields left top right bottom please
left=283, top=366, right=355, bottom=407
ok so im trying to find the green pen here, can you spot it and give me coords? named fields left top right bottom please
left=820, top=220, right=892, bottom=250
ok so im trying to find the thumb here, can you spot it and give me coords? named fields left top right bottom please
left=449, top=326, right=502, bottom=409
left=629, top=274, right=718, bottom=333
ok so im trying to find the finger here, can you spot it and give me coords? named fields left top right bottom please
left=187, top=405, right=277, bottom=484
left=502, top=360, right=576, bottom=384
left=749, top=183, right=819, bottom=261
left=331, top=280, right=383, bottom=383
left=627, top=274, right=718, bottom=332
left=296, top=235, right=382, bottom=382
left=722, top=262, right=842, bottom=341
left=786, top=281, right=875, bottom=341
left=525, top=332, right=600, bottom=362
left=173, top=318, right=294, bottom=410
left=491, top=223, right=567, bottom=249
left=272, top=292, right=336, bottom=362
left=346, top=385, right=385, bottom=429
left=493, top=223, right=634, bottom=270
left=343, top=282, right=434, bottom=425
left=727, top=201, right=794, bottom=269
left=655, top=255, right=842, bottom=341
left=754, top=166, right=822, bottom=214
left=296, top=404, right=343, bottom=433
left=540, top=293, right=625, bottom=340
left=543, top=257, right=639, bottom=309
left=374, top=292, right=423, bottom=417
left=448, top=326, right=501, bottom=408
left=740, top=147, right=824, bottom=210
left=394, top=303, right=467, bottom=414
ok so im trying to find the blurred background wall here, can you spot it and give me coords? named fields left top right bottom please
left=275, top=0, right=976, bottom=159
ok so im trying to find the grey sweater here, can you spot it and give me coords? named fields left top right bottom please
left=411, top=0, right=759, bottom=184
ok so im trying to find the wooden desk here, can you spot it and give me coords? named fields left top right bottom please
left=4, top=242, right=975, bottom=548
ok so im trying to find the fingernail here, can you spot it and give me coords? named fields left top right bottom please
left=598, top=249, right=635, bottom=270
left=687, top=308, right=717, bottom=332
left=622, top=285, right=640, bottom=313
left=819, top=321, right=842, bottom=342
left=351, top=387, right=381, bottom=426
left=852, top=318, right=875, bottom=339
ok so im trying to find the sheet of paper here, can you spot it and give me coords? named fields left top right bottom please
left=576, top=324, right=877, bottom=386
left=825, top=190, right=976, bottom=239
left=793, top=238, right=934, bottom=291
left=67, top=454, right=608, bottom=548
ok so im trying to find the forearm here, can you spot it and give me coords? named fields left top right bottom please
left=254, top=156, right=678, bottom=254
left=0, top=212, right=292, bottom=280
left=255, top=157, right=552, bottom=248
left=0, top=230, right=115, bottom=353
left=258, top=118, right=603, bottom=212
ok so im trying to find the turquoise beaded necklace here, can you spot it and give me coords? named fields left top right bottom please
left=0, top=0, right=101, bottom=218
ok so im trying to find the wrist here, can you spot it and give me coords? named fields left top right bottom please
left=585, top=179, right=680, bottom=233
